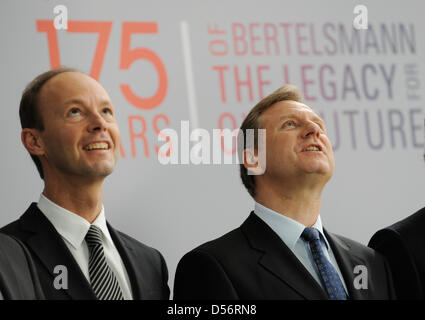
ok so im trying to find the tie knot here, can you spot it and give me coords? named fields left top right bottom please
left=301, top=227, right=321, bottom=242
left=85, top=225, right=103, bottom=246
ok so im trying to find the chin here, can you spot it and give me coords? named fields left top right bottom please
left=303, top=165, right=332, bottom=175
left=96, top=165, right=115, bottom=176
left=302, top=159, right=332, bottom=172
left=82, top=163, right=115, bottom=177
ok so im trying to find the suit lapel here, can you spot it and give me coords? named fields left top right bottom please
left=18, top=204, right=96, bottom=300
left=107, top=223, right=145, bottom=300
left=325, top=230, right=366, bottom=300
left=241, top=212, right=328, bottom=300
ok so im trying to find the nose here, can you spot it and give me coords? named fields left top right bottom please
left=87, top=111, right=107, bottom=133
left=302, top=121, right=321, bottom=139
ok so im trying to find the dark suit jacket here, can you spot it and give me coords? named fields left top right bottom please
left=368, top=207, right=425, bottom=299
left=1, top=203, right=169, bottom=300
left=174, top=212, right=395, bottom=300
left=0, top=233, right=44, bottom=299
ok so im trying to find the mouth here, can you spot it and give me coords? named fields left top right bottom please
left=83, top=141, right=111, bottom=151
left=302, top=144, right=322, bottom=152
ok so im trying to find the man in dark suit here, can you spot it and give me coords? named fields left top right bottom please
left=368, top=138, right=425, bottom=300
left=0, top=233, right=44, bottom=299
left=369, top=207, right=425, bottom=299
left=174, top=85, right=395, bottom=300
left=1, top=67, right=169, bottom=300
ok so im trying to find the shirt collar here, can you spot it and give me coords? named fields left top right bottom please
left=310, top=213, right=330, bottom=250
left=254, top=201, right=330, bottom=251
left=37, top=193, right=113, bottom=249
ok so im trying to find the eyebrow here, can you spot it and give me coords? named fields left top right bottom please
left=64, top=99, right=113, bottom=107
left=279, top=113, right=326, bottom=127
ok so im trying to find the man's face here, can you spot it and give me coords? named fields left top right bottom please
left=37, top=72, right=120, bottom=179
left=259, top=100, right=334, bottom=183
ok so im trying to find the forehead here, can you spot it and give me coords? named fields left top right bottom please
left=260, top=100, right=321, bottom=126
left=39, top=72, right=109, bottom=105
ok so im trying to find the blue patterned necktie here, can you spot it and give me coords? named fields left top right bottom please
left=301, top=227, right=348, bottom=300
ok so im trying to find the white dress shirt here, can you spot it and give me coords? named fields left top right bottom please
left=254, top=201, right=348, bottom=294
left=37, top=194, right=133, bottom=300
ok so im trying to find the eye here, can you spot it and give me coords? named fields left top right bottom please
left=102, top=108, right=113, bottom=116
left=68, top=108, right=81, bottom=117
left=282, top=120, right=296, bottom=128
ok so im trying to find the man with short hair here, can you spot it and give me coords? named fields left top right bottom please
left=174, top=85, right=395, bottom=300
left=1, top=67, right=169, bottom=300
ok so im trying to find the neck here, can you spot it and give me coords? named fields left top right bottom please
left=255, top=176, right=325, bottom=227
left=42, top=174, right=104, bottom=223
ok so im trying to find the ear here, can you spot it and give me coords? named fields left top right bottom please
left=21, top=128, right=45, bottom=156
left=243, top=148, right=265, bottom=176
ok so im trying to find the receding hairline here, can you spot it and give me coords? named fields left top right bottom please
left=35, top=71, right=112, bottom=122
left=40, top=70, right=92, bottom=89
left=38, top=71, right=107, bottom=102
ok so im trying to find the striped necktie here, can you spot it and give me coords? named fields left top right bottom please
left=85, top=225, right=124, bottom=300
left=301, top=227, right=348, bottom=300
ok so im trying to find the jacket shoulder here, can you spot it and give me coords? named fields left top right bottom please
left=329, top=232, right=379, bottom=260
left=1, top=220, right=22, bottom=237
left=116, top=230, right=161, bottom=255
left=0, top=203, right=40, bottom=240
left=189, top=227, right=245, bottom=257
left=113, top=229, right=168, bottom=274
left=384, top=207, right=425, bottom=234
left=369, top=207, right=425, bottom=248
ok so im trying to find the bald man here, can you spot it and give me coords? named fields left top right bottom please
left=1, top=67, right=169, bottom=300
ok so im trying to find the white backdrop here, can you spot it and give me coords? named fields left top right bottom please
left=1, top=0, right=424, bottom=295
